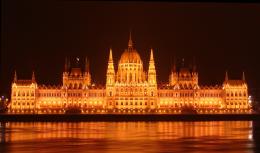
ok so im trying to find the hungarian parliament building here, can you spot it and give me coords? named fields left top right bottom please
left=9, top=34, right=251, bottom=114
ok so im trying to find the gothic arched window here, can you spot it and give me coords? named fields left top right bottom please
left=79, top=83, right=82, bottom=89
left=74, top=83, right=78, bottom=89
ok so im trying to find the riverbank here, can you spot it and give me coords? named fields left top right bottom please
left=0, top=114, right=260, bottom=122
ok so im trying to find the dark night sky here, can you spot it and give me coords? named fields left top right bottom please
left=1, top=1, right=260, bottom=98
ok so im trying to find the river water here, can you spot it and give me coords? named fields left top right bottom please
left=0, top=121, right=259, bottom=153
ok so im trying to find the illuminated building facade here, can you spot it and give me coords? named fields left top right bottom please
left=9, top=34, right=251, bottom=113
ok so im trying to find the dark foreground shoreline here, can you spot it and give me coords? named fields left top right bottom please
left=0, top=114, right=260, bottom=122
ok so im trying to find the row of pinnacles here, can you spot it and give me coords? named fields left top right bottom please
left=9, top=32, right=252, bottom=114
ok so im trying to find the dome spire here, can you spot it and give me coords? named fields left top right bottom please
left=128, top=30, right=133, bottom=48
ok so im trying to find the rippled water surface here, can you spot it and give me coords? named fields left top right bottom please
left=0, top=121, right=259, bottom=153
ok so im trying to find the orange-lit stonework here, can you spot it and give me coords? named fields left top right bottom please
left=9, top=34, right=252, bottom=114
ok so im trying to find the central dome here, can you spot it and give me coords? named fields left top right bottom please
left=119, top=49, right=142, bottom=64
left=119, top=32, right=142, bottom=64
left=116, top=32, right=146, bottom=83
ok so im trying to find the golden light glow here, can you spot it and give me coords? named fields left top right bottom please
left=1, top=121, right=251, bottom=142
left=8, top=34, right=251, bottom=114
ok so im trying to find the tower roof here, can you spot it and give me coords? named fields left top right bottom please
left=128, top=30, right=133, bottom=48
left=109, top=48, right=113, bottom=62
left=119, top=32, right=142, bottom=64
left=150, top=48, right=154, bottom=61
left=119, top=49, right=141, bottom=64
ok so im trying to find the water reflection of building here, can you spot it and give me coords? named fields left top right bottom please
left=0, top=122, right=252, bottom=142
left=0, top=121, right=255, bottom=153
left=9, top=33, right=251, bottom=114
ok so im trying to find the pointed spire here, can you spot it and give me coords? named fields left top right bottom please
left=85, top=58, right=90, bottom=73
left=150, top=48, right=154, bottom=61
left=128, top=30, right=133, bottom=48
left=242, top=71, right=245, bottom=81
left=225, top=70, right=228, bottom=81
left=148, top=48, right=157, bottom=84
left=106, top=48, right=115, bottom=85
left=14, top=70, right=17, bottom=83
left=32, top=71, right=35, bottom=82
left=109, top=48, right=113, bottom=62
left=85, top=57, right=88, bottom=72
